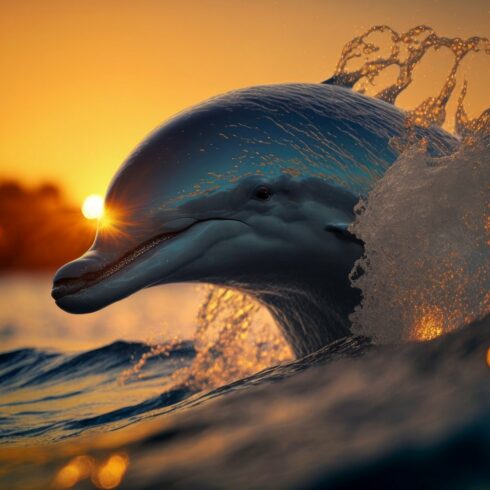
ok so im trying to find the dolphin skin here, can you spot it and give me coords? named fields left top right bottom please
left=52, top=83, right=457, bottom=357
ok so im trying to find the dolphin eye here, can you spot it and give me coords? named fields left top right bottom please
left=253, top=185, right=272, bottom=201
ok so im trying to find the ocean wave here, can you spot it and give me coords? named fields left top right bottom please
left=0, top=339, right=196, bottom=445
left=0, top=340, right=195, bottom=389
left=1, top=315, right=488, bottom=489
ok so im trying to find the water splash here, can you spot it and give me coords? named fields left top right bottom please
left=119, top=337, right=187, bottom=384
left=122, top=286, right=292, bottom=389
left=349, top=138, right=489, bottom=343
left=456, top=81, right=490, bottom=141
left=331, top=25, right=490, bottom=343
left=173, top=287, right=292, bottom=390
left=327, top=25, right=490, bottom=136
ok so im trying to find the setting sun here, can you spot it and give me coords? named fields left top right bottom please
left=82, top=194, right=105, bottom=220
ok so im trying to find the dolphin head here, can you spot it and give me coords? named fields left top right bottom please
left=52, top=83, right=456, bottom=354
left=53, top=166, right=362, bottom=315
left=52, top=84, right=374, bottom=316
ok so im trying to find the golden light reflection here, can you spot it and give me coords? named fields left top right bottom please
left=54, top=455, right=95, bottom=489
left=53, top=453, right=129, bottom=490
left=486, top=347, right=490, bottom=368
left=410, top=307, right=444, bottom=341
left=119, top=286, right=292, bottom=390
left=91, top=453, right=129, bottom=490
left=82, top=194, right=105, bottom=220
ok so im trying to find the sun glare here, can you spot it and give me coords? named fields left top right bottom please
left=82, top=194, right=105, bottom=220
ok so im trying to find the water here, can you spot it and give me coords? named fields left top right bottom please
left=0, top=338, right=195, bottom=444
left=0, top=277, right=196, bottom=446
left=0, top=275, right=201, bottom=352
left=349, top=138, right=489, bottom=343
left=1, top=24, right=490, bottom=489
left=1, top=317, right=489, bottom=489
left=0, top=277, right=289, bottom=447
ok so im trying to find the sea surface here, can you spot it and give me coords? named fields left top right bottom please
left=0, top=275, right=202, bottom=446
left=0, top=275, right=285, bottom=448
left=0, top=274, right=202, bottom=352
left=0, top=299, right=489, bottom=489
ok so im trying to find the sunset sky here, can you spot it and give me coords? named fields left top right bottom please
left=1, top=0, right=489, bottom=204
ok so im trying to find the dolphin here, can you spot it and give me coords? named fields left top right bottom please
left=52, top=83, right=457, bottom=357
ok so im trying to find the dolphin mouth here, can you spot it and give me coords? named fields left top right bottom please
left=52, top=221, right=201, bottom=301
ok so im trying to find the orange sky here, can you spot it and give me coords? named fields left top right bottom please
left=1, top=0, right=489, bottom=204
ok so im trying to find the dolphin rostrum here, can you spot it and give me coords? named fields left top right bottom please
left=52, top=83, right=456, bottom=357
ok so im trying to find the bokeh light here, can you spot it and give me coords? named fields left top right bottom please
left=92, top=453, right=129, bottom=489
left=53, top=453, right=129, bottom=489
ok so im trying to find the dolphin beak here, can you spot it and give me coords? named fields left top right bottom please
left=51, top=226, right=186, bottom=313
left=51, top=249, right=116, bottom=313
left=51, top=217, right=236, bottom=314
left=52, top=214, right=250, bottom=314
left=51, top=254, right=105, bottom=301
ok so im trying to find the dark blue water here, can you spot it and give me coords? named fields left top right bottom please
left=1, top=316, right=489, bottom=489
left=0, top=340, right=196, bottom=445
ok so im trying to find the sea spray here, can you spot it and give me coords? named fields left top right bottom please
left=121, top=286, right=292, bottom=388
left=171, top=287, right=292, bottom=390
left=335, top=25, right=490, bottom=342
left=327, top=25, right=490, bottom=113
left=349, top=139, right=489, bottom=342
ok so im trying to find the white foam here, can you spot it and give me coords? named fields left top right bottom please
left=349, top=139, right=489, bottom=343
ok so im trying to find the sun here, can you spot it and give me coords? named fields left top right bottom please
left=81, top=194, right=105, bottom=220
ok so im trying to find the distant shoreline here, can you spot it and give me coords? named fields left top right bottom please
left=0, top=179, right=95, bottom=271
